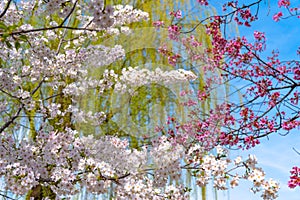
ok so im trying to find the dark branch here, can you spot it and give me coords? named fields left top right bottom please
left=0, top=192, right=15, bottom=200
left=0, top=26, right=101, bottom=36
left=59, top=0, right=78, bottom=26
left=0, top=105, right=23, bottom=133
left=0, top=0, right=12, bottom=18
left=182, top=0, right=263, bottom=34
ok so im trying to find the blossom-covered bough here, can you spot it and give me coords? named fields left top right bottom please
left=0, top=0, right=297, bottom=199
left=161, top=0, right=300, bottom=193
left=156, top=0, right=300, bottom=197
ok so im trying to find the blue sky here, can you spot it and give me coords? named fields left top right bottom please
left=210, top=1, right=300, bottom=199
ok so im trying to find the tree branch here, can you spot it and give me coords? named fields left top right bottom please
left=0, top=0, right=12, bottom=19
left=0, top=105, right=23, bottom=133
left=0, top=192, right=15, bottom=200
left=59, top=0, right=78, bottom=26
left=0, top=26, right=101, bottom=37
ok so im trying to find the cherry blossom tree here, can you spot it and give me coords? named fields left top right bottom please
left=155, top=0, right=300, bottom=193
left=0, top=0, right=298, bottom=200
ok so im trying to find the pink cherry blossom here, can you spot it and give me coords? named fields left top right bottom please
left=273, top=12, right=283, bottom=21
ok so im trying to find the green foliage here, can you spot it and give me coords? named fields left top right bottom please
left=77, top=0, right=219, bottom=143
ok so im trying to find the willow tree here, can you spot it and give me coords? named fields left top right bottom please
left=78, top=0, right=221, bottom=145
left=76, top=2, right=223, bottom=198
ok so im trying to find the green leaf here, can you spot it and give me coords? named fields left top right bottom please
left=7, top=24, right=18, bottom=32
left=15, top=41, right=21, bottom=50
left=0, top=21, right=7, bottom=30
left=18, top=35, right=27, bottom=41
left=5, top=41, right=12, bottom=48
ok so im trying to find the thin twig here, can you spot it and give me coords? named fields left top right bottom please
left=182, top=0, right=263, bottom=34
left=0, top=192, right=15, bottom=200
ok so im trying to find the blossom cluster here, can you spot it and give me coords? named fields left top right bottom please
left=164, top=3, right=300, bottom=141
left=158, top=0, right=300, bottom=193
left=115, top=67, right=197, bottom=94
left=0, top=129, right=190, bottom=199
left=189, top=147, right=279, bottom=199
left=156, top=107, right=280, bottom=199
left=288, top=166, right=300, bottom=188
